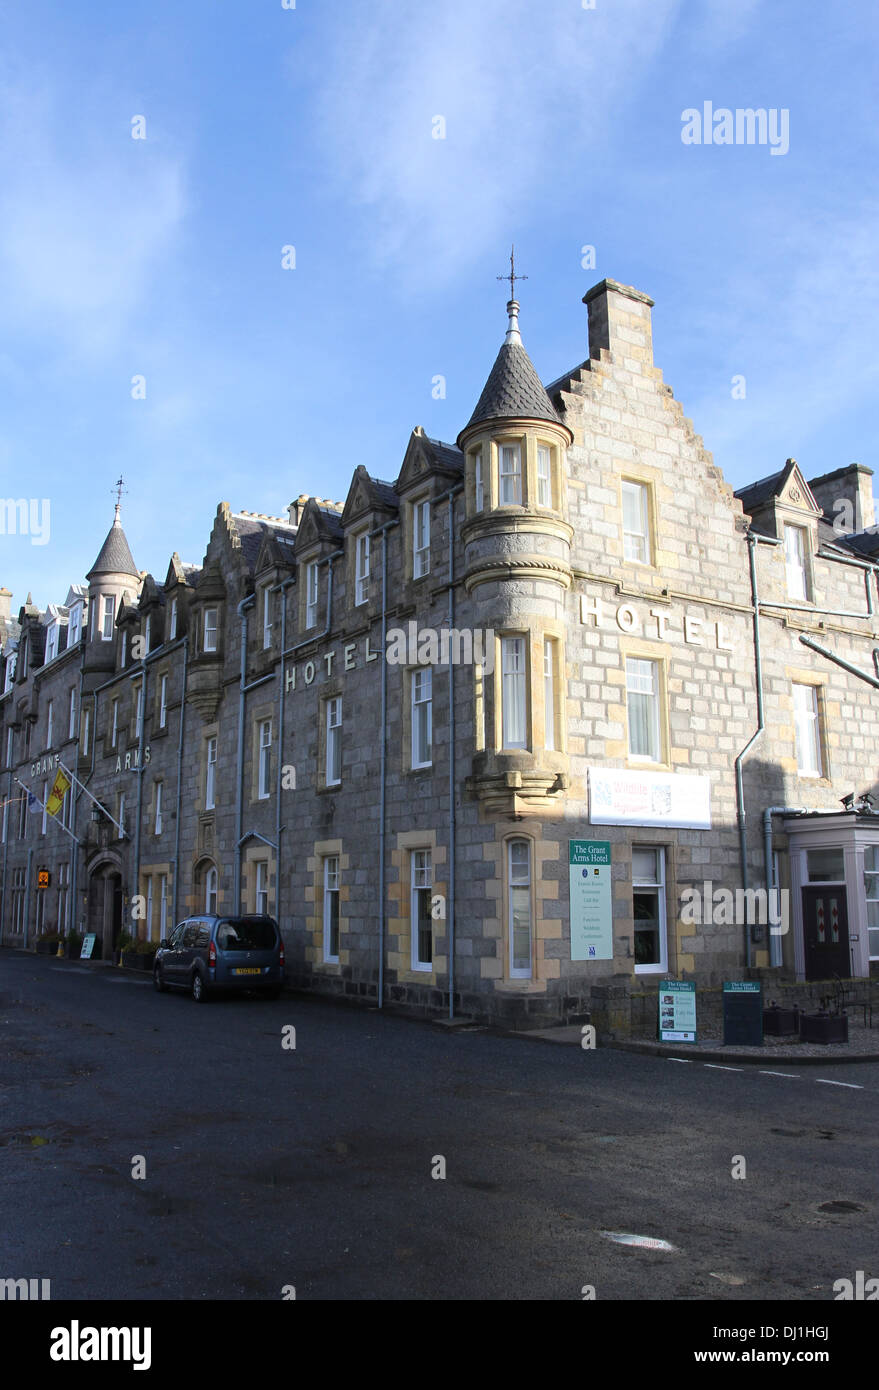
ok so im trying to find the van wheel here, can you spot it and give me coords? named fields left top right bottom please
left=153, top=965, right=168, bottom=993
left=191, top=971, right=207, bottom=1003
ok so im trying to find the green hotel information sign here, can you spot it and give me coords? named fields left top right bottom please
left=569, top=840, right=612, bottom=961
left=658, top=979, right=697, bottom=1042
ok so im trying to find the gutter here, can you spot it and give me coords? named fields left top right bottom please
left=233, top=594, right=256, bottom=913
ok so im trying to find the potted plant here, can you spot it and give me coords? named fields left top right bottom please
left=65, top=931, right=84, bottom=960
left=131, top=939, right=157, bottom=972
left=115, top=930, right=134, bottom=967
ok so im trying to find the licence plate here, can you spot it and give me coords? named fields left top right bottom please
left=233, top=967, right=262, bottom=976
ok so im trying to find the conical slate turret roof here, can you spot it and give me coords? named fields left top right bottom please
left=464, top=300, right=561, bottom=431
left=86, top=505, right=140, bottom=580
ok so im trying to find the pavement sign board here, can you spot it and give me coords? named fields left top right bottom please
left=658, top=979, right=697, bottom=1042
left=723, top=981, right=763, bottom=1047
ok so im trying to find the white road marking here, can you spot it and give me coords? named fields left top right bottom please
left=704, top=1064, right=744, bottom=1071
left=815, top=1079, right=863, bottom=1089
left=667, top=1057, right=692, bottom=1063
left=760, top=1071, right=800, bottom=1079
left=600, top=1230, right=677, bottom=1251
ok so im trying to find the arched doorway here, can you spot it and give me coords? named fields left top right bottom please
left=86, top=858, right=125, bottom=960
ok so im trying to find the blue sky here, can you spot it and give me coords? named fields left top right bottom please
left=1, top=0, right=878, bottom=608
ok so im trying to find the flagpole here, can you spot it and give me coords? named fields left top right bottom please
left=13, top=776, right=83, bottom=846
left=56, top=761, right=126, bottom=839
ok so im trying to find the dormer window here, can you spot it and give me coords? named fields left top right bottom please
left=3, top=652, right=15, bottom=692
left=143, top=614, right=151, bottom=654
left=45, top=623, right=58, bottom=663
left=784, top=523, right=809, bottom=601
left=203, top=608, right=218, bottom=653
left=355, top=533, right=370, bottom=605
left=413, top=500, right=430, bottom=578
left=306, top=563, right=319, bottom=628
left=168, top=597, right=178, bottom=641
left=101, top=595, right=115, bottom=641
left=262, top=586, right=273, bottom=649
left=499, top=444, right=522, bottom=505
left=68, top=606, right=82, bottom=646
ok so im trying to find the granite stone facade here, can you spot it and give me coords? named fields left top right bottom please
left=2, top=278, right=879, bottom=1034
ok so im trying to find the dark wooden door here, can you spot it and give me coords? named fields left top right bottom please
left=802, top=886, right=850, bottom=980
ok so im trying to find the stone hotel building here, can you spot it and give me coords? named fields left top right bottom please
left=2, top=278, right=878, bottom=1032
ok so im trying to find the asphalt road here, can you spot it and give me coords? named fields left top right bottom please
left=1, top=947, right=877, bottom=1301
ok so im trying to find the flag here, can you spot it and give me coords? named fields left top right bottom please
left=27, top=790, right=43, bottom=815
left=46, top=768, right=71, bottom=818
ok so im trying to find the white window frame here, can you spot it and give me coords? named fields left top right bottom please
left=622, top=479, right=651, bottom=564
left=146, top=875, right=154, bottom=942
left=159, top=874, right=169, bottom=941
left=258, top=719, right=272, bottom=800
left=536, top=445, right=552, bottom=508
left=203, top=608, right=218, bottom=653
left=626, top=657, right=662, bottom=763
left=111, top=699, right=119, bottom=749
left=135, top=683, right=144, bottom=740
left=117, top=791, right=125, bottom=840
left=205, top=736, right=217, bottom=811
left=413, top=500, right=430, bottom=578
left=154, top=780, right=163, bottom=836
left=411, top=667, right=432, bottom=768
left=46, top=699, right=53, bottom=751
left=865, top=845, right=879, bottom=962
left=793, top=682, right=822, bottom=777
left=411, top=849, right=433, bottom=972
left=508, top=838, right=533, bottom=978
left=501, top=636, right=528, bottom=750
left=68, top=688, right=76, bottom=740
left=169, top=597, right=178, bottom=642
left=41, top=781, right=47, bottom=836
left=143, top=614, right=151, bottom=654
left=262, top=586, right=273, bottom=649
left=159, top=674, right=168, bottom=729
left=101, top=595, right=115, bottom=641
left=543, top=639, right=555, bottom=751
left=255, top=860, right=269, bottom=916
left=82, top=707, right=90, bottom=757
left=784, top=523, right=809, bottom=601
left=355, top=533, right=370, bottom=606
left=68, top=605, right=81, bottom=646
left=323, top=855, right=340, bottom=963
left=633, top=846, right=668, bottom=975
left=205, top=865, right=218, bottom=914
left=326, top=697, right=342, bottom=786
left=121, top=629, right=127, bottom=668
left=306, top=563, right=319, bottom=628
left=474, top=450, right=484, bottom=512
left=3, top=652, right=15, bottom=692
left=46, top=623, right=58, bottom=663
left=5, top=726, right=13, bottom=767
left=499, top=443, right=522, bottom=506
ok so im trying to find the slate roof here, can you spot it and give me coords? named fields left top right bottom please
left=86, top=513, right=140, bottom=580
left=734, top=467, right=788, bottom=513
left=465, top=341, right=561, bottom=430
left=426, top=438, right=464, bottom=474
left=371, top=478, right=399, bottom=509
left=838, top=528, right=879, bottom=558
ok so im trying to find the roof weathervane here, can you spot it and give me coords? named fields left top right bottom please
left=497, top=244, right=527, bottom=302
left=112, top=476, right=127, bottom=520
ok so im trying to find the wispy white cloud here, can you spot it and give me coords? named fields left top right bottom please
left=300, top=0, right=682, bottom=284
left=0, top=69, right=186, bottom=358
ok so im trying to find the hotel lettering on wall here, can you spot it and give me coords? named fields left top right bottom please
left=114, top=747, right=151, bottom=774
left=579, top=591, right=735, bottom=649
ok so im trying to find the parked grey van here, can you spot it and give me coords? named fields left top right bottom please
left=153, top=914, right=285, bottom=1001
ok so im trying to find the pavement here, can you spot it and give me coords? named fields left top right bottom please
left=3, top=944, right=879, bottom=1303
left=516, top=1022, right=879, bottom=1065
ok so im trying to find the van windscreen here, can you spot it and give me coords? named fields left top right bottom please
left=216, top=918, right=277, bottom=950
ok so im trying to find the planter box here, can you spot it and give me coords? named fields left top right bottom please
left=763, top=1006, right=800, bottom=1036
left=35, top=940, right=60, bottom=955
left=799, top=1012, right=849, bottom=1044
left=122, top=951, right=156, bottom=971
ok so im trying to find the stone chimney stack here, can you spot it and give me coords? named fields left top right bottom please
left=808, top=464, right=875, bottom=536
left=583, top=279, right=655, bottom=372
left=0, top=587, right=11, bottom=624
